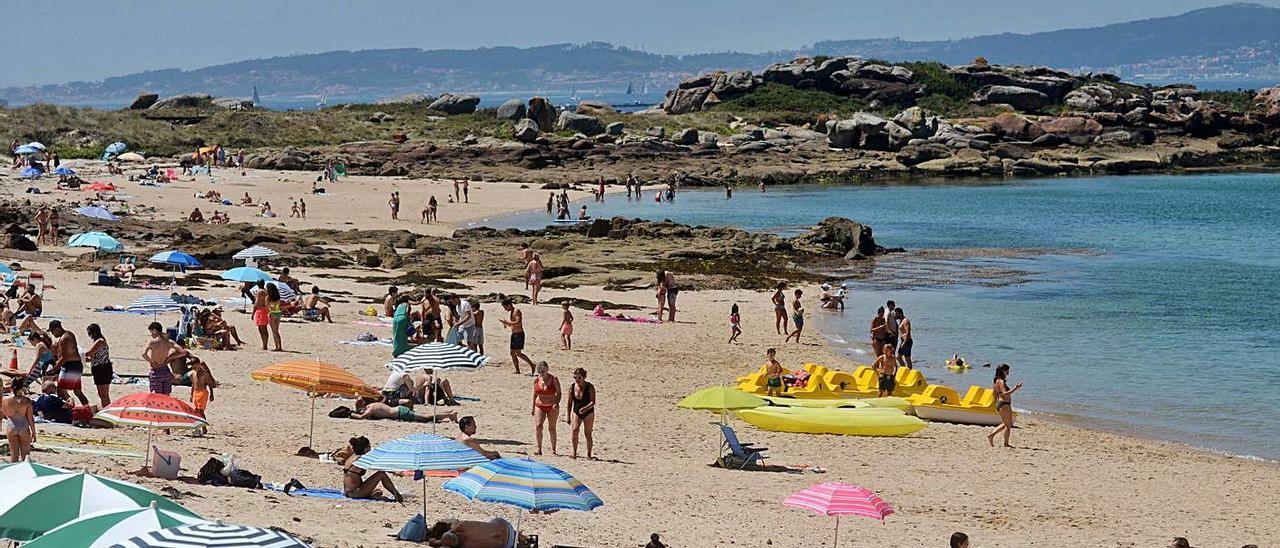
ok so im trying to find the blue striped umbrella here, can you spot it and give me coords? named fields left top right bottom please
left=443, top=457, right=603, bottom=512
left=126, top=294, right=183, bottom=320
left=355, top=433, right=490, bottom=518
left=148, top=251, right=202, bottom=269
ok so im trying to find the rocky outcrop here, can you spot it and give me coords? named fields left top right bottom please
left=6, top=233, right=37, bottom=252
left=375, top=93, right=434, bottom=105
left=128, top=93, right=160, bottom=110
left=575, top=100, right=615, bottom=117
left=1255, top=86, right=1280, bottom=124
left=988, top=112, right=1045, bottom=141
left=245, top=147, right=312, bottom=171
left=428, top=93, right=481, bottom=115
left=672, top=128, right=700, bottom=145
left=892, top=107, right=940, bottom=139
left=149, top=93, right=212, bottom=110
left=791, top=217, right=880, bottom=260
left=556, top=111, right=605, bottom=136
left=1064, top=83, right=1147, bottom=113
left=826, top=113, right=912, bottom=151
left=527, top=97, right=556, bottom=132
left=513, top=118, right=541, bottom=143
left=496, top=99, right=527, bottom=121
left=949, top=64, right=1074, bottom=100
left=662, top=87, right=713, bottom=115
left=1040, top=116, right=1104, bottom=142
left=973, top=85, right=1051, bottom=112
left=606, top=122, right=625, bottom=136
left=212, top=98, right=254, bottom=110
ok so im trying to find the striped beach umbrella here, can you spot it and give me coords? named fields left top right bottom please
left=443, top=457, right=604, bottom=512
left=0, top=472, right=198, bottom=541
left=783, top=482, right=895, bottom=547
left=251, top=361, right=380, bottom=449
left=0, top=461, right=69, bottom=483
left=112, top=522, right=311, bottom=547
left=260, top=280, right=298, bottom=302
left=148, top=250, right=203, bottom=269
left=355, top=433, right=490, bottom=518
left=95, top=393, right=209, bottom=469
left=385, top=342, right=488, bottom=373
left=232, top=245, right=279, bottom=268
left=24, top=504, right=210, bottom=548
left=126, top=294, right=184, bottom=320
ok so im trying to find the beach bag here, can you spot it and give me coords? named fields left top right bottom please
left=228, top=468, right=263, bottom=489
left=397, top=514, right=426, bottom=542
left=197, top=457, right=228, bottom=486
left=328, top=405, right=352, bottom=418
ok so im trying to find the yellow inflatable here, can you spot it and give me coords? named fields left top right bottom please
left=737, top=407, right=927, bottom=437
left=906, top=385, right=1005, bottom=426
left=739, top=364, right=929, bottom=399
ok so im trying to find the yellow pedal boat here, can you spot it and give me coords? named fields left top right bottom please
left=905, top=385, right=1005, bottom=426
left=737, top=406, right=927, bottom=437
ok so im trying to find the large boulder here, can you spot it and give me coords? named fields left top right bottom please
left=496, top=99, right=527, bottom=121
left=1064, top=83, right=1147, bottom=113
left=792, top=217, right=878, bottom=259
left=212, top=98, right=254, bottom=110
left=892, top=107, right=939, bottom=138
left=973, top=85, right=1051, bottom=112
left=950, top=64, right=1074, bottom=100
left=6, top=233, right=37, bottom=252
left=826, top=113, right=897, bottom=150
left=838, top=79, right=918, bottom=104
left=710, top=70, right=756, bottom=97
left=1184, top=107, right=1226, bottom=137
left=606, top=122, right=625, bottom=136
left=576, top=100, right=615, bottom=117
left=527, top=97, right=556, bottom=132
left=428, top=93, right=481, bottom=115
left=672, top=128, right=700, bottom=145
left=149, top=93, right=212, bottom=110
left=128, top=93, right=160, bottom=110
left=988, top=112, right=1045, bottom=141
left=855, top=63, right=913, bottom=84
left=662, top=87, right=712, bottom=114
left=375, top=93, right=434, bottom=105
left=1040, top=116, right=1104, bottom=141
left=1253, top=86, right=1280, bottom=125
left=513, top=118, right=541, bottom=143
left=556, top=111, right=605, bottom=136
left=762, top=58, right=815, bottom=86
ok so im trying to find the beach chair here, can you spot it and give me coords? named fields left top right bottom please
left=716, top=423, right=766, bottom=469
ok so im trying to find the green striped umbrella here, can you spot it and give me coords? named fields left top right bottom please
left=24, top=504, right=209, bottom=548
left=0, top=461, right=69, bottom=483
left=0, top=472, right=198, bottom=541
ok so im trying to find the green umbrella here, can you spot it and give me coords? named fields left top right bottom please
left=0, top=472, right=197, bottom=541
left=0, top=461, right=69, bottom=483
left=24, top=503, right=208, bottom=548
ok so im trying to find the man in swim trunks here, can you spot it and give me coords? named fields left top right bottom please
left=428, top=517, right=522, bottom=548
left=142, top=322, right=179, bottom=395
left=352, top=398, right=457, bottom=423
left=895, top=307, right=913, bottom=369
left=883, top=299, right=899, bottom=350
left=499, top=299, right=536, bottom=375
left=874, top=343, right=899, bottom=397
left=48, top=321, right=89, bottom=405
left=869, top=307, right=887, bottom=359
left=764, top=348, right=784, bottom=397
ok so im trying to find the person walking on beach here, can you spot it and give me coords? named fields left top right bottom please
left=785, top=289, right=806, bottom=344
left=772, top=282, right=788, bottom=335
left=189, top=359, right=216, bottom=435
left=525, top=253, right=544, bottom=305
left=3, top=379, right=35, bottom=462
left=664, top=270, right=679, bottom=322
left=83, top=323, right=113, bottom=408
left=532, top=361, right=561, bottom=456
left=388, top=191, right=400, bottom=220
left=453, top=180, right=462, bottom=203
left=874, top=343, right=899, bottom=397
left=499, top=299, right=536, bottom=375
left=988, top=364, right=1023, bottom=448
left=883, top=300, right=899, bottom=350
left=299, top=198, right=306, bottom=219
left=728, top=303, right=742, bottom=343
left=895, top=308, right=913, bottom=369
left=546, top=192, right=555, bottom=215
left=870, top=307, right=887, bottom=358
left=764, top=348, right=784, bottom=397
left=655, top=271, right=668, bottom=321
left=559, top=301, right=574, bottom=350
left=142, top=322, right=177, bottom=396
left=49, top=321, right=89, bottom=405
left=267, top=282, right=285, bottom=351
left=428, top=195, right=438, bottom=222
left=462, top=179, right=470, bottom=203
left=566, top=367, right=596, bottom=460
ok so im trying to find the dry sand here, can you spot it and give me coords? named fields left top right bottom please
left=2, top=164, right=1277, bottom=548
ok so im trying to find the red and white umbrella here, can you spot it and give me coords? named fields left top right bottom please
left=783, top=482, right=894, bottom=547
left=95, top=393, right=209, bottom=469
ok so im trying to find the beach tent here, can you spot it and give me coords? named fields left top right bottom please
left=54, top=166, right=75, bottom=176
left=20, top=167, right=42, bottom=178
left=74, top=206, right=119, bottom=222
left=116, top=152, right=145, bottom=162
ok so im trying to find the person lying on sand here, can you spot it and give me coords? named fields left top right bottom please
left=426, top=518, right=530, bottom=548
left=351, top=397, right=457, bottom=423
left=32, top=381, right=111, bottom=427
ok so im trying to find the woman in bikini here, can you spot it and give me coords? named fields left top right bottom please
left=771, top=282, right=788, bottom=335
left=525, top=253, right=544, bottom=305
left=566, top=367, right=596, bottom=460
left=252, top=282, right=270, bottom=350
left=266, top=283, right=283, bottom=351
left=24, top=331, right=56, bottom=387
left=341, top=436, right=404, bottom=501
left=3, top=379, right=35, bottom=462
left=655, top=271, right=668, bottom=321
left=531, top=361, right=561, bottom=456
left=987, top=364, right=1023, bottom=448
left=559, top=301, right=573, bottom=350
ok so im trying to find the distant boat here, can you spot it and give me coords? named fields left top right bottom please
left=251, top=86, right=260, bottom=106
left=626, top=82, right=634, bottom=95
left=569, top=88, right=580, bottom=101
left=316, top=93, right=327, bottom=108
left=641, top=82, right=648, bottom=94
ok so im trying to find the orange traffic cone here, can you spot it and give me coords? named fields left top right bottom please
left=8, top=349, right=17, bottom=371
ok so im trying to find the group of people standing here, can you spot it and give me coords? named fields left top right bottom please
left=770, top=283, right=808, bottom=343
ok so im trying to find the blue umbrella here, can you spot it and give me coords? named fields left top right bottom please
left=0, top=265, right=12, bottom=276
left=74, top=206, right=119, bottom=222
left=67, top=232, right=123, bottom=253
left=53, top=167, right=74, bottom=176
left=355, top=433, right=490, bottom=518
left=443, top=458, right=603, bottom=540
left=106, top=142, right=127, bottom=155
left=219, top=266, right=272, bottom=283
left=148, top=251, right=202, bottom=269
left=13, top=146, right=39, bottom=155
left=24, top=142, right=46, bottom=151
left=20, top=167, right=41, bottom=178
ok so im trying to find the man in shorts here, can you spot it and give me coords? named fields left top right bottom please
left=499, top=299, right=536, bottom=375
left=764, top=348, right=784, bottom=397
left=875, top=344, right=900, bottom=398
left=895, top=307, right=913, bottom=369
left=48, top=320, right=89, bottom=405
left=142, top=322, right=178, bottom=395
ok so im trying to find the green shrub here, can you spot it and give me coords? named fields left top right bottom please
left=1200, top=90, right=1257, bottom=114
left=898, top=62, right=974, bottom=101
left=713, top=83, right=867, bottom=116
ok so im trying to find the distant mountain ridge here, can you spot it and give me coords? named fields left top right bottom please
left=4, top=3, right=1279, bottom=106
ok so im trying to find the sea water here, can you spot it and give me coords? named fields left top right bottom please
left=484, top=173, right=1280, bottom=460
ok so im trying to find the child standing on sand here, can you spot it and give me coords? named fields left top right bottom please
left=728, top=304, right=742, bottom=343
left=559, top=302, right=574, bottom=350
left=190, top=360, right=217, bottom=436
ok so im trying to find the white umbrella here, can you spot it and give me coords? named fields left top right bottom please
left=385, top=342, right=488, bottom=434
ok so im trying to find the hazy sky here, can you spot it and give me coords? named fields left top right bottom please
left=1, top=0, right=1272, bottom=86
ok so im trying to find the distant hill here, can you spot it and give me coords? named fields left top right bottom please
left=3, top=3, right=1279, bottom=107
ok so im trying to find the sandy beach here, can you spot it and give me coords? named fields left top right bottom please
left=2, top=165, right=1277, bottom=547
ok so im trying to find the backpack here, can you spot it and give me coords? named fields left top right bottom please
left=328, top=406, right=352, bottom=419
left=197, top=458, right=228, bottom=486
left=397, top=513, right=426, bottom=542
left=228, top=469, right=263, bottom=489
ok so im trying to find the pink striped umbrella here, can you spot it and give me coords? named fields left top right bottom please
left=783, top=482, right=894, bottom=547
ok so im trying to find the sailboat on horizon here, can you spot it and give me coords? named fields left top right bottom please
left=316, top=93, right=327, bottom=109
left=626, top=82, right=634, bottom=95
left=251, top=86, right=260, bottom=106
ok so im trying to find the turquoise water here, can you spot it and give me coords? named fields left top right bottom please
left=482, top=174, right=1280, bottom=459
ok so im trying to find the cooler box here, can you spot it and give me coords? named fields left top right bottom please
left=151, top=447, right=181, bottom=480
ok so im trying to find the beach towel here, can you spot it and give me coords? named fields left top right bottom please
left=94, top=308, right=150, bottom=315
left=587, top=313, right=661, bottom=324
left=352, top=321, right=392, bottom=328
left=337, top=338, right=393, bottom=347
left=263, top=483, right=397, bottom=502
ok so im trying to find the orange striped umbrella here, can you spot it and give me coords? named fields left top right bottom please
left=94, top=393, right=209, bottom=469
left=251, top=361, right=380, bottom=449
